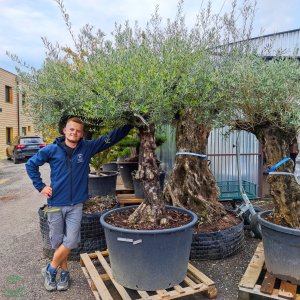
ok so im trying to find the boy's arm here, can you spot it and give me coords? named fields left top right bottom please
left=89, top=125, right=133, bottom=156
left=25, top=147, right=50, bottom=192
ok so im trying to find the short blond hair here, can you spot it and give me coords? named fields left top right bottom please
left=67, top=117, right=84, bottom=127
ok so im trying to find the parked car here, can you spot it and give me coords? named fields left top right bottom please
left=6, top=136, right=46, bottom=164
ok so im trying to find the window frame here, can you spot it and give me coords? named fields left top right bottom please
left=6, top=127, right=13, bottom=145
left=5, top=85, right=12, bottom=103
left=22, top=127, right=27, bottom=136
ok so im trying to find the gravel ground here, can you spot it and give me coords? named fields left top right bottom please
left=0, top=159, right=260, bottom=300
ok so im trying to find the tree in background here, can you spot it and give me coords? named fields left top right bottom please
left=164, top=0, right=258, bottom=226
left=221, top=54, right=300, bottom=228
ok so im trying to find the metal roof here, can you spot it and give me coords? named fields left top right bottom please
left=225, top=28, right=300, bottom=57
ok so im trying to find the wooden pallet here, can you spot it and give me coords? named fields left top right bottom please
left=80, top=251, right=218, bottom=300
left=116, top=184, right=134, bottom=194
left=238, top=242, right=300, bottom=300
left=117, top=194, right=144, bottom=206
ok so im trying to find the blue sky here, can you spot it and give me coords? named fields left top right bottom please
left=0, top=0, right=300, bottom=74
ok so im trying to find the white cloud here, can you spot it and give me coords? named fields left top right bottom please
left=0, top=0, right=300, bottom=73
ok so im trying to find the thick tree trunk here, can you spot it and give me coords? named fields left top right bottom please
left=164, top=109, right=226, bottom=225
left=128, top=124, right=166, bottom=224
left=258, top=126, right=300, bottom=228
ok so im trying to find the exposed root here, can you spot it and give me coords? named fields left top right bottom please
left=128, top=202, right=165, bottom=224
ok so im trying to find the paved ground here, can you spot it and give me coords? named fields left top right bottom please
left=0, top=158, right=260, bottom=299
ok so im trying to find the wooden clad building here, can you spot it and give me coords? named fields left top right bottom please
left=0, top=68, right=36, bottom=159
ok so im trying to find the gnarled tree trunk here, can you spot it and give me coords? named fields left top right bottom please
left=164, top=109, right=226, bottom=224
left=257, top=126, right=300, bottom=228
left=128, top=124, right=166, bottom=224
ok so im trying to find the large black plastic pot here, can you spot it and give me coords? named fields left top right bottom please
left=38, top=205, right=114, bottom=260
left=190, top=217, right=244, bottom=260
left=88, top=171, right=118, bottom=197
left=101, top=162, right=118, bottom=172
left=258, top=210, right=300, bottom=284
left=117, top=162, right=138, bottom=189
left=100, top=205, right=197, bottom=291
left=132, top=171, right=166, bottom=198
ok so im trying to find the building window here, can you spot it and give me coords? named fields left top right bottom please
left=22, top=93, right=26, bottom=106
left=5, top=86, right=12, bottom=103
left=6, top=127, right=13, bottom=145
left=28, top=126, right=31, bottom=133
left=22, top=127, right=27, bottom=136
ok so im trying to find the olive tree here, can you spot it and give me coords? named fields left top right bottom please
left=221, top=54, right=300, bottom=228
left=82, top=1, right=257, bottom=224
left=14, top=1, right=197, bottom=224
left=163, top=0, right=258, bottom=225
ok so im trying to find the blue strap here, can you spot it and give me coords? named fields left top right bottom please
left=176, top=152, right=208, bottom=159
left=268, top=157, right=291, bottom=173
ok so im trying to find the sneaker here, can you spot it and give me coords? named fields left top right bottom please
left=57, top=270, right=70, bottom=291
left=41, top=264, right=57, bottom=292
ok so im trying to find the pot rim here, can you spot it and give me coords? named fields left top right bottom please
left=258, top=210, right=300, bottom=236
left=100, top=205, right=198, bottom=235
left=192, top=215, right=243, bottom=236
left=116, top=161, right=138, bottom=164
left=89, top=171, right=119, bottom=177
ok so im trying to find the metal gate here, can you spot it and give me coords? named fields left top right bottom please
left=208, top=127, right=263, bottom=200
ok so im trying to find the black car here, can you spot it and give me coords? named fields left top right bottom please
left=6, top=136, right=46, bottom=164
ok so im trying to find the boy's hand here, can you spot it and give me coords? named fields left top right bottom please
left=41, top=186, right=52, bottom=197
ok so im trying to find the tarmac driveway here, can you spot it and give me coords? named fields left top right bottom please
left=0, top=158, right=259, bottom=300
left=0, top=159, right=95, bottom=300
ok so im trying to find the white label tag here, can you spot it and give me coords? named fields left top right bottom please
left=133, top=239, right=142, bottom=245
left=117, top=237, right=142, bottom=245
left=117, top=238, right=133, bottom=243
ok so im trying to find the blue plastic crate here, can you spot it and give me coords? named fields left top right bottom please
left=217, top=180, right=257, bottom=201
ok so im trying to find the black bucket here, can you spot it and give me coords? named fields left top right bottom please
left=100, top=205, right=197, bottom=291
left=190, top=218, right=244, bottom=260
left=258, top=210, right=300, bottom=284
left=101, top=162, right=118, bottom=172
left=88, top=171, right=118, bottom=197
left=117, top=162, right=138, bottom=189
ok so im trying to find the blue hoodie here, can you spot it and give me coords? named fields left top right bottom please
left=26, top=125, right=132, bottom=206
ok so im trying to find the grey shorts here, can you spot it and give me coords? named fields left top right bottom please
left=47, top=203, right=83, bottom=250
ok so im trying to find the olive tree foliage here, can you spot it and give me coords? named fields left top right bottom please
left=8, top=0, right=109, bottom=137
left=77, top=3, right=228, bottom=223
left=221, top=55, right=300, bottom=134
left=11, top=0, right=258, bottom=132
left=11, top=0, right=258, bottom=223
left=220, top=54, right=300, bottom=228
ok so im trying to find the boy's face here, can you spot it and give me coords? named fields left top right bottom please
left=63, top=121, right=84, bottom=144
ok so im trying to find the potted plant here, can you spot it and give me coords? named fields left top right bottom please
left=88, top=132, right=136, bottom=195
left=162, top=2, right=257, bottom=259
left=115, top=133, right=140, bottom=188
left=222, top=53, right=300, bottom=284
left=76, top=5, right=203, bottom=290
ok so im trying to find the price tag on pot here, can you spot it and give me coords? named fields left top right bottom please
left=117, top=237, right=142, bottom=245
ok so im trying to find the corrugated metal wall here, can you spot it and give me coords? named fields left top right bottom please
left=208, top=127, right=259, bottom=182
left=247, top=29, right=300, bottom=57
